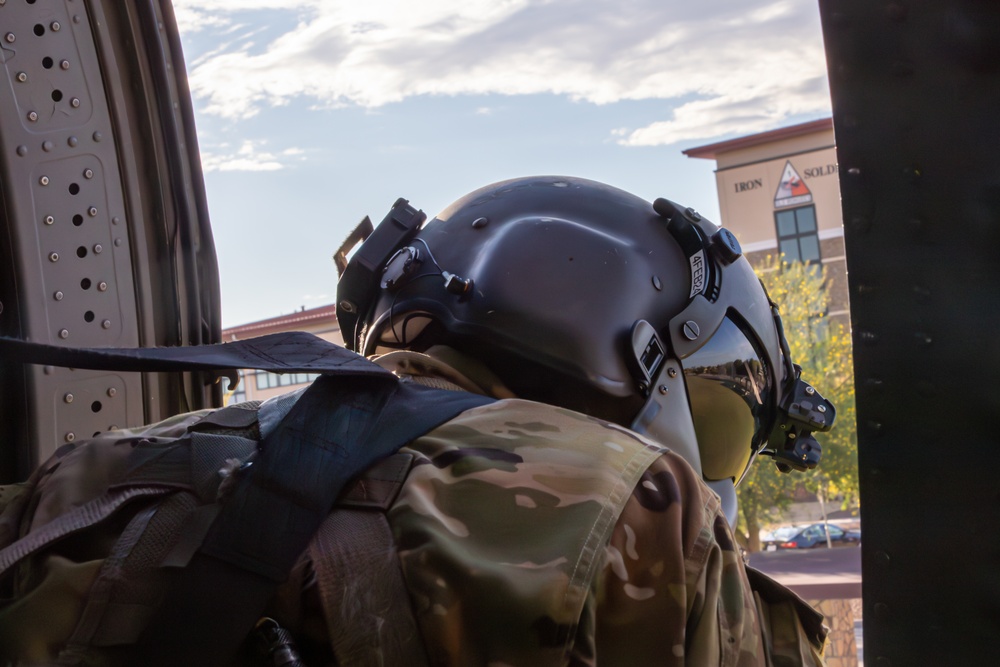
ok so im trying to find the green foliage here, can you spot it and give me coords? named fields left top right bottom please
left=735, top=256, right=858, bottom=552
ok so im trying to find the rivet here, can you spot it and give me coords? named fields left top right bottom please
left=684, top=207, right=702, bottom=222
left=44, top=365, right=54, bottom=375
left=42, top=140, right=54, bottom=152
left=667, top=367, right=678, bottom=378
left=73, top=15, right=81, bottom=24
left=847, top=167, right=861, bottom=176
left=27, top=111, right=39, bottom=122
left=93, top=244, right=103, bottom=254
left=682, top=320, right=700, bottom=341
left=84, top=168, right=94, bottom=179
left=39, top=175, right=50, bottom=186
left=657, top=385, right=668, bottom=395
left=65, top=432, right=76, bottom=443
left=113, top=238, right=122, bottom=247
left=59, top=328, right=69, bottom=339
left=93, top=131, right=103, bottom=142
left=339, top=300, right=356, bottom=314
left=886, top=3, right=907, bottom=21
left=4, top=33, right=15, bottom=44
left=109, top=424, right=118, bottom=430
left=50, top=21, right=61, bottom=32
left=805, top=385, right=815, bottom=395
left=49, top=252, right=59, bottom=262
left=97, top=281, right=108, bottom=291
left=101, top=319, right=111, bottom=329
left=70, top=98, right=81, bottom=108
left=875, top=550, right=890, bottom=566
left=866, top=420, right=883, bottom=434
left=652, top=275, right=662, bottom=291
left=44, top=215, right=54, bottom=225
left=818, top=405, right=827, bottom=413
left=915, top=331, right=933, bottom=347
left=858, top=330, right=878, bottom=345
left=788, top=432, right=797, bottom=439
left=849, top=215, right=871, bottom=233
left=68, top=136, right=79, bottom=147
left=88, top=206, right=98, bottom=217
left=16, top=72, right=27, bottom=82
left=64, top=393, right=74, bottom=403
left=107, top=387, right=117, bottom=397
left=61, top=60, right=70, bottom=70
left=112, top=216, right=120, bottom=225
left=54, top=291, right=64, bottom=301
left=16, top=145, right=28, bottom=156
left=471, top=217, right=489, bottom=229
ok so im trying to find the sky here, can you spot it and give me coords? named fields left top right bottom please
left=170, top=0, right=833, bottom=328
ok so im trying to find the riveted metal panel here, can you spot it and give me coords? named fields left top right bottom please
left=1, top=0, right=221, bottom=481
left=819, top=1, right=1000, bottom=663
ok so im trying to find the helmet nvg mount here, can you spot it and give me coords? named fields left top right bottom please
left=335, top=176, right=835, bottom=524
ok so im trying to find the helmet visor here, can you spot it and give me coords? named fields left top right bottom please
left=682, top=316, right=773, bottom=482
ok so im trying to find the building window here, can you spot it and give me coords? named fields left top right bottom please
left=774, top=205, right=821, bottom=263
left=254, top=370, right=321, bottom=391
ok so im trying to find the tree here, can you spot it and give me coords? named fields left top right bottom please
left=735, top=256, right=859, bottom=552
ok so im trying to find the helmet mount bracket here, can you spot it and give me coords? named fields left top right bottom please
left=336, top=198, right=427, bottom=350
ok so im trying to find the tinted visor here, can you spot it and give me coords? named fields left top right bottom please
left=682, top=316, right=773, bottom=482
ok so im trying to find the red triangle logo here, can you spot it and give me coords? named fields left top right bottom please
left=774, top=161, right=813, bottom=208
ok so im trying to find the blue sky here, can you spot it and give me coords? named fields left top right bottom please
left=172, top=0, right=832, bottom=328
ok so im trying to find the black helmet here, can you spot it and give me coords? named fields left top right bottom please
left=336, top=176, right=834, bottom=519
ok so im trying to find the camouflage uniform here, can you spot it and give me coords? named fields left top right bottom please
left=278, top=349, right=827, bottom=666
left=0, top=349, right=826, bottom=665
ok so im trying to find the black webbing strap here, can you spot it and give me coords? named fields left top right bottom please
left=1, top=332, right=495, bottom=664
left=135, top=376, right=492, bottom=666
left=0, top=331, right=387, bottom=387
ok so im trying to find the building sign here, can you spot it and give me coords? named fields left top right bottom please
left=774, top=161, right=813, bottom=208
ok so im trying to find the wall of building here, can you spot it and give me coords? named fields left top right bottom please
left=686, top=120, right=849, bottom=319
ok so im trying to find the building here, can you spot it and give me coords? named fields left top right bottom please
left=221, top=304, right=342, bottom=405
left=684, top=118, right=849, bottom=320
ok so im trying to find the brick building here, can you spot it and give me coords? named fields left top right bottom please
left=684, top=118, right=849, bottom=321
left=221, top=304, right=342, bottom=405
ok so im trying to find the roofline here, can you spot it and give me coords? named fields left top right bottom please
left=682, top=118, right=834, bottom=160
left=223, top=303, right=339, bottom=338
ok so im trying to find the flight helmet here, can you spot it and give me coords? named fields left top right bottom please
left=335, top=176, right=835, bottom=521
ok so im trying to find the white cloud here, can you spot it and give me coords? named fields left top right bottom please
left=200, top=139, right=306, bottom=172
left=175, top=0, right=832, bottom=144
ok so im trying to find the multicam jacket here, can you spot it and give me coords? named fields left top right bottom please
left=0, top=349, right=826, bottom=666
left=278, top=349, right=828, bottom=666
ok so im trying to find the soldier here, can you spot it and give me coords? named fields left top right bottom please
left=321, top=175, right=832, bottom=665
left=0, top=176, right=833, bottom=666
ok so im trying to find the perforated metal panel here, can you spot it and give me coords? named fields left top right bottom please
left=0, top=0, right=221, bottom=481
left=819, top=1, right=1000, bottom=664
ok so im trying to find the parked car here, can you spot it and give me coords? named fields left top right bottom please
left=762, top=523, right=861, bottom=550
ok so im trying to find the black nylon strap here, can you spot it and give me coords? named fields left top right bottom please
left=3, top=331, right=495, bottom=663
left=0, top=331, right=387, bottom=385
left=136, top=372, right=494, bottom=666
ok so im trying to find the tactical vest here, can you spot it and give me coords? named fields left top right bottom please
left=0, top=394, right=666, bottom=666
left=0, top=333, right=493, bottom=665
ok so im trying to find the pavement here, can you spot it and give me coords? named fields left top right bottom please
left=747, top=546, right=862, bottom=599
